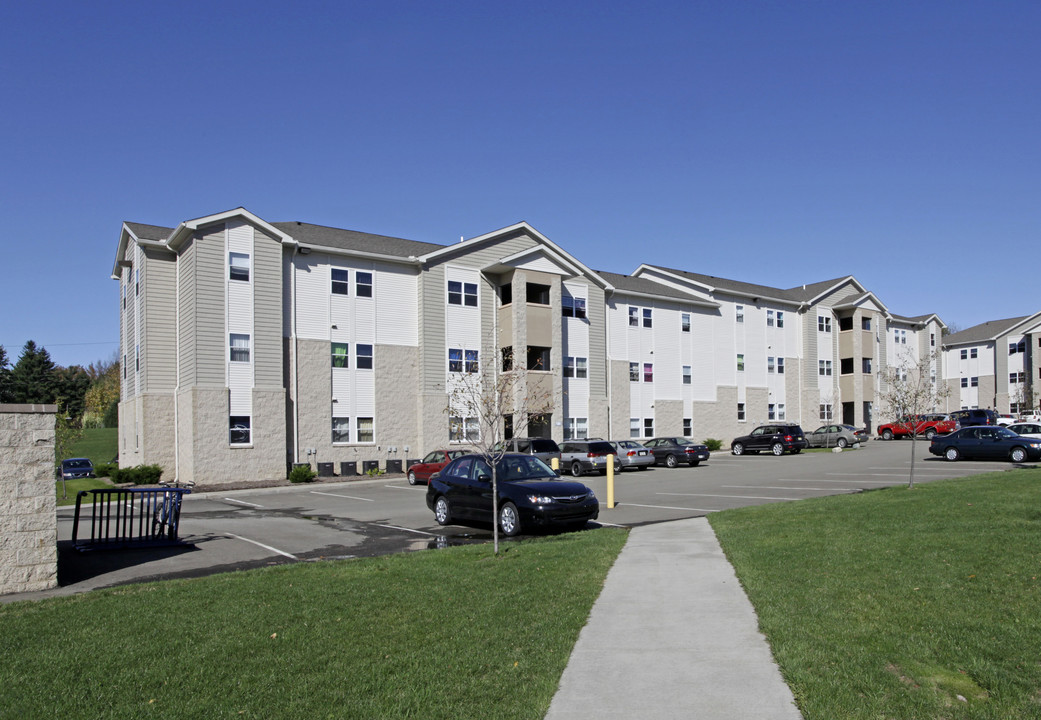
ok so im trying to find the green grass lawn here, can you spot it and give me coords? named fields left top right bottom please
left=710, top=467, right=1041, bottom=720
left=68, top=427, right=118, bottom=466
left=0, top=528, right=628, bottom=720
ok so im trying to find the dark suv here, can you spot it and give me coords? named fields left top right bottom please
left=492, top=437, right=562, bottom=466
left=949, top=409, right=999, bottom=429
left=731, top=424, right=808, bottom=456
left=559, top=440, right=617, bottom=476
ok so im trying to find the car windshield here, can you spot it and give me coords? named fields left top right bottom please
left=477, top=455, right=556, bottom=481
left=63, top=459, right=91, bottom=469
left=530, top=439, right=558, bottom=452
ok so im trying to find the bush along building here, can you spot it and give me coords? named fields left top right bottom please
left=114, top=208, right=950, bottom=486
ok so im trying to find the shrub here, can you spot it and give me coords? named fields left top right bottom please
left=108, top=464, right=163, bottom=485
left=289, top=464, right=317, bottom=483
left=703, top=438, right=723, bottom=452
left=94, top=462, right=118, bottom=478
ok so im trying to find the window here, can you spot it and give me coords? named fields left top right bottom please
left=819, top=360, right=832, bottom=376
left=1010, top=372, right=1025, bottom=384
left=630, top=418, right=640, bottom=438
left=331, top=342, right=349, bottom=368
left=737, top=354, right=744, bottom=372
left=135, top=269, right=139, bottom=296
left=862, top=357, right=872, bottom=374
left=527, top=346, right=551, bottom=371
left=448, top=348, right=462, bottom=373
left=683, top=418, right=692, bottom=436
left=449, top=417, right=480, bottom=442
left=777, top=311, right=784, bottom=328
left=960, top=349, right=968, bottom=360
left=229, top=252, right=250, bottom=282
left=628, top=307, right=639, bottom=327
left=970, top=348, right=978, bottom=359
left=562, top=296, right=587, bottom=318
left=737, top=403, right=746, bottom=421
left=820, top=404, right=833, bottom=421
left=818, top=316, right=831, bottom=332
left=961, top=377, right=968, bottom=388
left=500, top=284, right=512, bottom=305
left=839, top=316, right=854, bottom=332
left=970, top=377, right=978, bottom=387
left=767, top=310, right=775, bottom=327
left=841, top=358, right=854, bottom=375
left=448, top=281, right=478, bottom=306
left=682, top=313, right=691, bottom=332
left=643, top=308, right=653, bottom=328
left=629, top=362, right=639, bottom=382
left=575, top=357, right=587, bottom=379
left=356, top=344, right=373, bottom=369
left=230, top=334, right=250, bottom=363
left=501, top=346, right=514, bottom=371
left=736, top=305, right=744, bottom=323
left=862, top=317, right=871, bottom=331
left=777, top=358, right=785, bottom=374
left=768, top=357, right=775, bottom=373
left=332, top=269, right=350, bottom=295
left=465, top=349, right=479, bottom=373
left=682, top=365, right=691, bottom=384
left=332, top=417, right=350, bottom=443
left=899, top=329, right=907, bottom=345
left=230, top=416, right=251, bottom=445
left=1010, top=340, right=1026, bottom=355
left=643, top=418, right=654, bottom=438
left=778, top=404, right=786, bottom=420
left=930, top=333, right=935, bottom=347
left=525, top=283, right=550, bottom=304
left=135, top=344, right=140, bottom=372
left=356, top=272, right=373, bottom=297
left=768, top=404, right=776, bottom=420
left=356, top=417, right=374, bottom=443
left=564, top=418, right=588, bottom=440
left=643, top=363, right=654, bottom=382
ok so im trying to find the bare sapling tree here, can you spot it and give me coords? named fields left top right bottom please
left=445, top=350, right=554, bottom=554
left=878, top=349, right=950, bottom=488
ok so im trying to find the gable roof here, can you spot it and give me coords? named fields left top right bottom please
left=944, top=313, right=1041, bottom=346
left=596, top=270, right=720, bottom=308
left=634, top=265, right=862, bottom=308
left=271, top=221, right=444, bottom=258
left=890, top=313, right=945, bottom=329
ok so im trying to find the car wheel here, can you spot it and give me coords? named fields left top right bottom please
left=925, top=429, right=936, bottom=439
left=771, top=443, right=784, bottom=456
left=836, top=438, right=848, bottom=449
left=499, top=502, right=520, bottom=537
left=944, top=447, right=960, bottom=462
left=407, top=470, right=418, bottom=486
left=571, top=461, right=583, bottom=477
left=732, top=443, right=744, bottom=456
left=434, top=496, right=452, bottom=525
left=665, top=454, right=677, bottom=468
left=1010, top=447, right=1028, bottom=463
left=881, top=429, right=894, bottom=441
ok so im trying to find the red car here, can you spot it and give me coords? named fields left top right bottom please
left=407, top=450, right=467, bottom=485
left=877, top=414, right=955, bottom=440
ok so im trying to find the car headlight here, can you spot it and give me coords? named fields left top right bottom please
left=527, top=494, right=554, bottom=505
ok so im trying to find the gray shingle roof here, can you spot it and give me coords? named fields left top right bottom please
left=125, top=222, right=174, bottom=242
left=597, top=270, right=714, bottom=303
left=944, top=316, right=1031, bottom=346
left=645, top=265, right=852, bottom=304
left=271, top=221, right=444, bottom=258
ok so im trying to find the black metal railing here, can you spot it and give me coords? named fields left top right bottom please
left=72, top=487, right=192, bottom=551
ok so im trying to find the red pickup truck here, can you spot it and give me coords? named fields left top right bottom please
left=877, top=414, right=955, bottom=440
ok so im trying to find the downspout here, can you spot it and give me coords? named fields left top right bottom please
left=291, top=245, right=301, bottom=465
left=173, top=251, right=180, bottom=483
left=605, top=290, right=612, bottom=437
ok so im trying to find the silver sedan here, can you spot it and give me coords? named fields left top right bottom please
left=608, top=440, right=655, bottom=471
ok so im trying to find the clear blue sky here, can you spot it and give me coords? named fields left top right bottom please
left=2, top=1, right=1038, bottom=369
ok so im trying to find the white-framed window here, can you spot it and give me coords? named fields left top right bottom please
left=818, top=316, right=831, bottom=332
left=682, top=365, right=691, bottom=384
left=960, top=349, right=968, bottom=360
left=767, top=310, right=775, bottom=327
left=448, top=281, right=478, bottom=306
left=562, top=296, right=587, bottom=318
left=628, top=307, right=639, bottom=327
left=736, top=305, right=744, bottom=323
left=737, top=403, right=745, bottom=421
left=332, top=342, right=349, bottom=368
left=820, top=404, right=833, bottom=421
left=1010, top=340, right=1026, bottom=355
left=1010, top=372, right=1025, bottom=384
left=331, top=269, right=349, bottom=295
left=230, top=334, right=250, bottom=363
left=448, top=348, right=462, bottom=373
left=357, top=344, right=373, bottom=370
left=681, top=313, right=691, bottom=332
left=862, top=358, right=872, bottom=374
left=230, top=416, right=251, bottom=445
left=643, top=363, right=654, bottom=382
left=961, top=377, right=968, bottom=388
left=630, top=418, right=640, bottom=438
left=737, top=354, right=744, bottom=372
left=683, top=418, right=692, bottom=436
left=776, top=311, right=784, bottom=328
left=862, top=317, right=871, bottom=331
left=563, top=357, right=587, bottom=379
left=629, top=362, right=639, bottom=382
left=768, top=357, right=775, bottom=373
left=894, top=329, right=906, bottom=345
left=970, top=348, right=978, bottom=359
left=777, top=403, right=786, bottom=420
left=930, top=333, right=935, bottom=347
left=564, top=418, right=588, bottom=440
left=819, top=360, right=832, bottom=376
left=449, top=416, right=480, bottom=442
left=1011, top=402, right=1022, bottom=415
left=768, top=404, right=776, bottom=420
left=332, top=417, right=350, bottom=443
left=356, top=272, right=373, bottom=298
left=356, top=417, right=375, bottom=443
left=465, top=349, right=479, bottom=373
left=643, top=308, right=653, bottom=328
left=777, top=358, right=785, bottom=374
left=229, top=252, right=250, bottom=282
left=970, top=376, right=978, bottom=387
left=643, top=418, right=654, bottom=438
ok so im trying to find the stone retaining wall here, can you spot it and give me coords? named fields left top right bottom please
left=0, top=404, right=58, bottom=594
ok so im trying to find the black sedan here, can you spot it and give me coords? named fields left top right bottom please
left=928, top=426, right=1041, bottom=463
left=643, top=437, right=710, bottom=467
left=426, top=453, right=599, bottom=536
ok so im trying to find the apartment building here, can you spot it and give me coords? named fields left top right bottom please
left=113, top=208, right=947, bottom=486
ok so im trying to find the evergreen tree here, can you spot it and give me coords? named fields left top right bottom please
left=10, top=340, right=59, bottom=404
left=0, top=345, right=12, bottom=403
left=55, top=365, right=92, bottom=420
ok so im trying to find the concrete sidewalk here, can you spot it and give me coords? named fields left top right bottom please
left=545, top=517, right=803, bottom=719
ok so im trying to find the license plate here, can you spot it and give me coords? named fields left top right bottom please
left=638, top=451, right=647, bottom=456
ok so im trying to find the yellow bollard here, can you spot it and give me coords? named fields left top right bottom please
left=606, top=454, right=615, bottom=509
left=551, top=456, right=559, bottom=472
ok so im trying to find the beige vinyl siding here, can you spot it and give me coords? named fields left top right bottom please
left=194, top=226, right=227, bottom=386
left=253, top=228, right=283, bottom=389
left=177, top=236, right=197, bottom=384
left=142, top=248, right=177, bottom=391
left=586, top=283, right=607, bottom=397
left=419, top=265, right=447, bottom=390
left=803, top=310, right=818, bottom=388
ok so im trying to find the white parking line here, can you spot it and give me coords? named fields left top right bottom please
left=310, top=491, right=374, bottom=501
left=783, top=477, right=904, bottom=484
left=827, top=473, right=940, bottom=478
left=659, top=491, right=801, bottom=501
left=375, top=524, right=436, bottom=536
left=223, top=498, right=264, bottom=508
left=617, top=502, right=717, bottom=512
left=724, top=485, right=857, bottom=493
left=594, top=519, right=629, bottom=527
left=384, top=484, right=425, bottom=491
left=225, top=533, right=297, bottom=559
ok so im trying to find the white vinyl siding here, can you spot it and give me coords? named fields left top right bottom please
left=227, top=222, right=255, bottom=418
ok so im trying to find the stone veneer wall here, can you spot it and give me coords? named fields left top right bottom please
left=0, top=404, right=58, bottom=594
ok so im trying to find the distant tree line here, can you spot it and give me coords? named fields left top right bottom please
left=0, top=341, right=119, bottom=428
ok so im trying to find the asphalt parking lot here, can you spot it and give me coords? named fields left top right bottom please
left=16, top=439, right=1035, bottom=602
